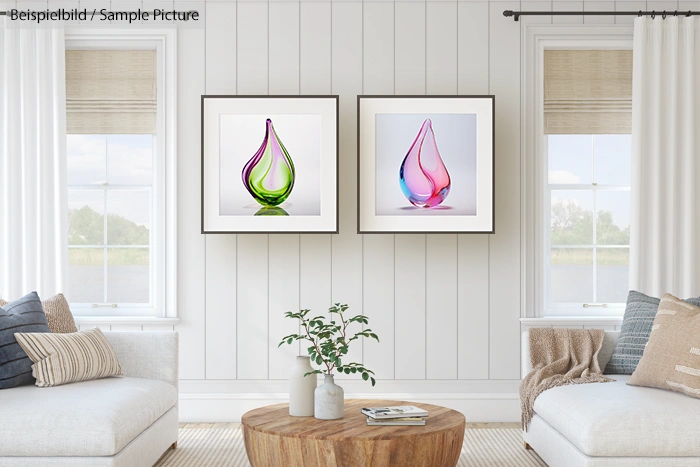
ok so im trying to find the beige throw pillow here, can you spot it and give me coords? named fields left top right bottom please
left=0, top=293, right=77, bottom=333
left=41, top=293, right=78, bottom=333
left=14, top=327, right=123, bottom=387
left=628, top=293, right=700, bottom=398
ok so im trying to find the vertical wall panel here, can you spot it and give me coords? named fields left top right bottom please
left=299, top=1, right=333, bottom=360
left=331, top=1, right=364, bottom=378
left=458, top=2, right=489, bottom=95
left=300, top=2, right=332, bottom=95
left=457, top=1, right=490, bottom=381
left=426, top=235, right=458, bottom=379
left=363, top=236, right=395, bottom=379
left=237, top=236, right=269, bottom=379
left=237, top=2, right=269, bottom=94
left=393, top=237, right=426, bottom=380
left=488, top=1, right=521, bottom=380
left=205, top=1, right=238, bottom=381
left=395, top=2, right=426, bottom=94
left=426, top=1, right=457, bottom=94
left=176, top=5, right=206, bottom=379
left=268, top=236, right=301, bottom=378
left=267, top=1, right=302, bottom=379
left=362, top=2, right=395, bottom=94
left=269, top=2, right=301, bottom=94
left=392, top=1, right=426, bottom=381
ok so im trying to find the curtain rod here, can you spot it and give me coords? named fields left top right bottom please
left=504, top=10, right=700, bottom=21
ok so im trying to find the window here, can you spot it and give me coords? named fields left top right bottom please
left=67, top=134, right=154, bottom=309
left=530, top=44, right=634, bottom=316
left=65, top=31, right=176, bottom=318
left=546, top=134, right=631, bottom=312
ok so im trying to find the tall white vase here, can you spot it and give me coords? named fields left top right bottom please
left=314, top=374, right=344, bottom=420
left=289, top=356, right=316, bottom=417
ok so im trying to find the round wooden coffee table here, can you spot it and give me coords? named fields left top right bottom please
left=241, top=399, right=465, bottom=467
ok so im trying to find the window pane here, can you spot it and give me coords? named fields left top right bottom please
left=108, top=135, right=153, bottom=185
left=67, top=135, right=106, bottom=185
left=594, top=135, right=631, bottom=186
left=106, top=248, right=149, bottom=304
left=551, top=248, right=593, bottom=303
left=596, top=191, right=630, bottom=245
left=68, top=248, right=104, bottom=303
left=551, top=190, right=594, bottom=245
left=548, top=135, right=592, bottom=184
left=106, top=191, right=150, bottom=245
left=68, top=190, right=104, bottom=245
left=596, top=248, right=630, bottom=304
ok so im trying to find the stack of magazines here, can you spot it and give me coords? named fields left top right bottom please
left=361, top=405, right=428, bottom=426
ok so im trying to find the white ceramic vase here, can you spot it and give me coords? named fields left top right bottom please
left=289, top=356, right=317, bottom=417
left=314, top=374, right=344, bottom=420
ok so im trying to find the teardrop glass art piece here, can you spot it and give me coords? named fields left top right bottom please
left=242, top=118, right=295, bottom=207
left=399, top=118, right=451, bottom=208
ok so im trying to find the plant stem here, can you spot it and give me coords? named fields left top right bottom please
left=302, top=321, right=331, bottom=374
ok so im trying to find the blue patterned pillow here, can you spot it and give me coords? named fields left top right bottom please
left=605, top=291, right=700, bottom=374
left=0, top=292, right=50, bottom=389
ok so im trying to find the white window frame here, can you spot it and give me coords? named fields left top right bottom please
left=521, top=25, right=632, bottom=319
left=65, top=29, right=177, bottom=320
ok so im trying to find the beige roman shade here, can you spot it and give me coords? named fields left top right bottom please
left=66, top=50, right=156, bottom=134
left=544, top=50, right=632, bottom=134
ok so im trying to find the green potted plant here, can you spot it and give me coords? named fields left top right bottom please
left=279, top=303, right=379, bottom=420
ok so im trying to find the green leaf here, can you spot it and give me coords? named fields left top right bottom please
left=351, top=368, right=357, bottom=374
left=370, top=377, right=376, bottom=386
left=287, top=337, right=293, bottom=345
left=335, top=358, right=342, bottom=367
left=362, top=372, right=369, bottom=381
left=316, top=355, right=323, bottom=365
left=344, top=367, right=351, bottom=374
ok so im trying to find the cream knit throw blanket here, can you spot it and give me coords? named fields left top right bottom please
left=520, top=328, right=615, bottom=431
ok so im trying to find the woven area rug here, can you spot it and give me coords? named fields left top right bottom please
left=155, top=425, right=546, bottom=467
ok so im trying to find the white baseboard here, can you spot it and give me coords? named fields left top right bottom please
left=178, top=392, right=520, bottom=423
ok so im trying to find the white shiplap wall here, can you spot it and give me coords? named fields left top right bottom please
left=129, top=0, right=689, bottom=421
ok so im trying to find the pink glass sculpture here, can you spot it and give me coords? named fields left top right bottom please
left=242, top=119, right=295, bottom=207
left=399, top=118, right=451, bottom=208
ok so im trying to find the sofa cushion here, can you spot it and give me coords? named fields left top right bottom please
left=0, top=376, right=177, bottom=456
left=533, top=374, right=700, bottom=457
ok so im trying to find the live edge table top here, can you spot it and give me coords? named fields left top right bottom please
left=241, top=399, right=466, bottom=440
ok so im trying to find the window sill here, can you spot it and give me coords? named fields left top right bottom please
left=520, top=316, right=622, bottom=327
left=74, top=316, right=180, bottom=326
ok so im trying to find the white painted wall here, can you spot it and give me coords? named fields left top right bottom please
left=94, top=0, right=690, bottom=422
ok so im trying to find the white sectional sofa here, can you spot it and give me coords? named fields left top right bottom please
left=522, top=330, right=700, bottom=467
left=0, top=332, right=179, bottom=467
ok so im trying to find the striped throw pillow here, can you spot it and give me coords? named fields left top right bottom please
left=0, top=292, right=51, bottom=389
left=15, top=327, right=123, bottom=387
left=629, top=294, right=700, bottom=399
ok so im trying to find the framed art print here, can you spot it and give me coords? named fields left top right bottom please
left=358, top=96, right=495, bottom=233
left=202, top=95, right=339, bottom=233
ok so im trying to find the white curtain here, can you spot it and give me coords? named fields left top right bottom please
left=0, top=25, right=68, bottom=300
left=630, top=17, right=700, bottom=297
